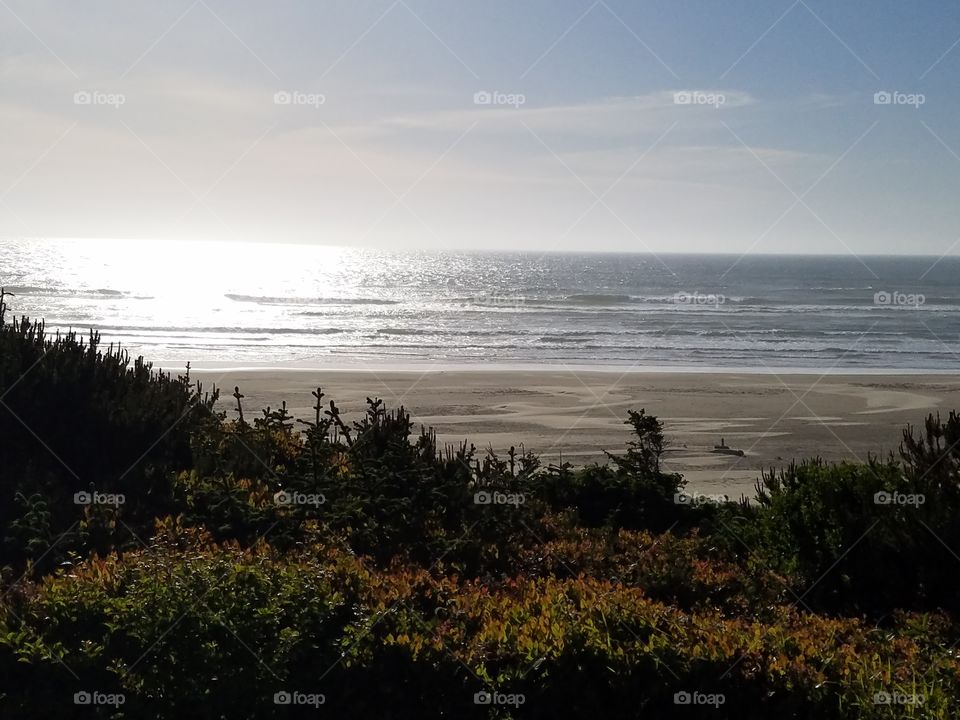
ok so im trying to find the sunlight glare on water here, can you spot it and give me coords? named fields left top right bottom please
left=1, top=238, right=958, bottom=371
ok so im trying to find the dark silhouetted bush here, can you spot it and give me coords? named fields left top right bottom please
left=0, top=294, right=218, bottom=568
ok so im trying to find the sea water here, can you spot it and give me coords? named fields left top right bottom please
left=1, top=238, right=957, bottom=372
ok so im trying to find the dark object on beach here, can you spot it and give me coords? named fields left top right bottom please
left=712, top=437, right=745, bottom=457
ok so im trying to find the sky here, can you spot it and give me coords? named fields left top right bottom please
left=1, top=0, right=959, bottom=255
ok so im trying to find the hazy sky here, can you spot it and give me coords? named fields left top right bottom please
left=1, top=0, right=959, bottom=254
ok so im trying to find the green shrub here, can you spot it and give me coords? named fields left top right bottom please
left=535, top=410, right=687, bottom=531
left=1, top=525, right=957, bottom=719
left=0, top=299, right=218, bottom=568
left=754, top=448, right=960, bottom=616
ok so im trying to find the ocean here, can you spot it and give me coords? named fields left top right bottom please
left=1, top=238, right=957, bottom=372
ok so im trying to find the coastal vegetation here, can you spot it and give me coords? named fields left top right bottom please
left=1, top=291, right=959, bottom=718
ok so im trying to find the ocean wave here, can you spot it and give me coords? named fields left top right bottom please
left=458, top=293, right=682, bottom=307
left=564, top=293, right=633, bottom=305
left=226, top=293, right=399, bottom=306
left=71, top=324, right=346, bottom=336
left=377, top=328, right=426, bottom=336
left=538, top=335, right=590, bottom=344
left=3, top=285, right=148, bottom=299
left=363, top=343, right=525, bottom=350
left=374, top=328, right=527, bottom=337
left=3, top=285, right=47, bottom=294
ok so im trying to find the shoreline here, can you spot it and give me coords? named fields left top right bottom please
left=183, top=361, right=960, bottom=377
left=188, top=367, right=960, bottom=500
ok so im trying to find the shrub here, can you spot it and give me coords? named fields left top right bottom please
left=0, top=298, right=218, bottom=568
left=754, top=449, right=960, bottom=616
left=535, top=410, right=687, bottom=531
left=2, top=525, right=957, bottom=719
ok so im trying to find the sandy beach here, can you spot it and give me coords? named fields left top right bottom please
left=190, top=368, right=960, bottom=499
